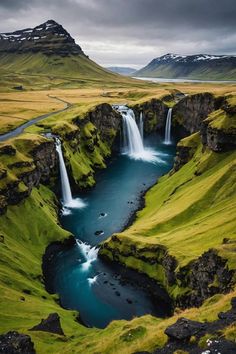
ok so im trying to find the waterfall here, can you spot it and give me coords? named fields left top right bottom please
left=76, top=240, right=98, bottom=271
left=139, top=111, right=144, bottom=141
left=119, top=107, right=145, bottom=156
left=55, top=138, right=85, bottom=209
left=113, top=105, right=165, bottom=163
left=164, top=108, right=172, bottom=145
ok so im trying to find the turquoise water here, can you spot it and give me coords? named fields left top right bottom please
left=47, top=133, right=176, bottom=328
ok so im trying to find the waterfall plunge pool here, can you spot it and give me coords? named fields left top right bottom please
left=45, top=131, right=176, bottom=329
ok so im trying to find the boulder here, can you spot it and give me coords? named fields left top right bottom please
left=29, top=313, right=64, bottom=336
left=0, top=331, right=35, bottom=354
left=165, top=317, right=206, bottom=341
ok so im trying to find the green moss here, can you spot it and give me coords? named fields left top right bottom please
left=205, top=109, right=236, bottom=132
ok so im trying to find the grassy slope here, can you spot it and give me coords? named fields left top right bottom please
left=102, top=135, right=236, bottom=284
left=0, top=185, right=235, bottom=354
left=136, top=62, right=236, bottom=80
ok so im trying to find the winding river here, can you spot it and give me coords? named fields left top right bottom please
left=46, top=118, right=176, bottom=328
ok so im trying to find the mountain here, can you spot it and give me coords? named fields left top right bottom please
left=135, top=53, right=236, bottom=80
left=0, top=19, right=84, bottom=56
left=0, top=20, right=122, bottom=83
left=106, top=66, right=136, bottom=76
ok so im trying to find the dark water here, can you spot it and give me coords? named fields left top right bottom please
left=47, top=133, right=176, bottom=328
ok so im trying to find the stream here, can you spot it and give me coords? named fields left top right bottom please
left=46, top=108, right=176, bottom=328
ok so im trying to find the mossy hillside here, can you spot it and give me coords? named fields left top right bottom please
left=0, top=188, right=235, bottom=354
left=100, top=135, right=236, bottom=293
left=204, top=108, right=236, bottom=133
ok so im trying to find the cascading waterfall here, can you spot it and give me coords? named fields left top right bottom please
left=164, top=108, right=172, bottom=145
left=55, top=138, right=85, bottom=210
left=76, top=240, right=98, bottom=271
left=121, top=108, right=145, bottom=155
left=139, top=111, right=144, bottom=141
left=115, top=105, right=164, bottom=163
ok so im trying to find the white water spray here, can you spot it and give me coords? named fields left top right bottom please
left=115, top=105, right=164, bottom=163
left=76, top=240, right=98, bottom=271
left=55, top=138, right=86, bottom=209
left=164, top=108, right=172, bottom=145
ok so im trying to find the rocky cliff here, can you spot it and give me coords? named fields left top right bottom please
left=0, top=137, right=57, bottom=215
left=172, top=92, right=219, bottom=134
left=133, top=98, right=168, bottom=133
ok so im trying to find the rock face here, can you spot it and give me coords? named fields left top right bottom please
left=0, top=331, right=35, bottom=354
left=133, top=99, right=168, bottom=134
left=177, top=249, right=235, bottom=308
left=201, top=114, right=236, bottom=152
left=85, top=103, right=122, bottom=149
left=0, top=140, right=57, bottom=214
left=30, top=313, right=64, bottom=335
left=173, top=93, right=217, bottom=134
left=0, top=20, right=84, bottom=56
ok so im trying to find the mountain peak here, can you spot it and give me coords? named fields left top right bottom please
left=0, top=20, right=84, bottom=56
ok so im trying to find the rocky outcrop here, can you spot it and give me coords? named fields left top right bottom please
left=201, top=113, right=236, bottom=152
left=0, top=331, right=35, bottom=354
left=177, top=249, right=235, bottom=308
left=85, top=103, right=122, bottom=149
left=30, top=313, right=64, bottom=336
left=172, top=93, right=217, bottom=134
left=173, top=144, right=194, bottom=172
left=0, top=140, right=57, bottom=214
left=133, top=99, right=168, bottom=134
left=152, top=297, right=236, bottom=354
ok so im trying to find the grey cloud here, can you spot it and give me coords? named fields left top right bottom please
left=0, top=0, right=235, bottom=66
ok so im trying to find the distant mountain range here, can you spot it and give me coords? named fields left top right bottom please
left=0, top=20, right=121, bottom=82
left=135, top=53, right=236, bottom=80
left=106, top=66, right=136, bottom=76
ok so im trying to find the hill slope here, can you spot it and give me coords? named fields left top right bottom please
left=135, top=53, right=236, bottom=80
left=0, top=20, right=125, bottom=84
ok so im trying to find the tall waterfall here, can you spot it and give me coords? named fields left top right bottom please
left=55, top=138, right=85, bottom=209
left=118, top=107, right=145, bottom=156
left=139, top=111, right=144, bottom=141
left=114, top=105, right=164, bottom=163
left=164, top=108, right=172, bottom=145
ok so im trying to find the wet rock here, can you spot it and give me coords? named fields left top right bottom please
left=29, top=313, right=64, bottom=336
left=165, top=317, right=206, bottom=341
left=0, top=331, right=35, bottom=354
left=95, top=230, right=104, bottom=236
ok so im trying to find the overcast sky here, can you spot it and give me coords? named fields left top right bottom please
left=0, top=0, right=235, bottom=68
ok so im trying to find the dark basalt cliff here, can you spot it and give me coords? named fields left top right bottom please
left=172, top=92, right=218, bottom=133
left=133, top=99, right=168, bottom=133
left=0, top=20, right=84, bottom=56
left=0, top=140, right=57, bottom=215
